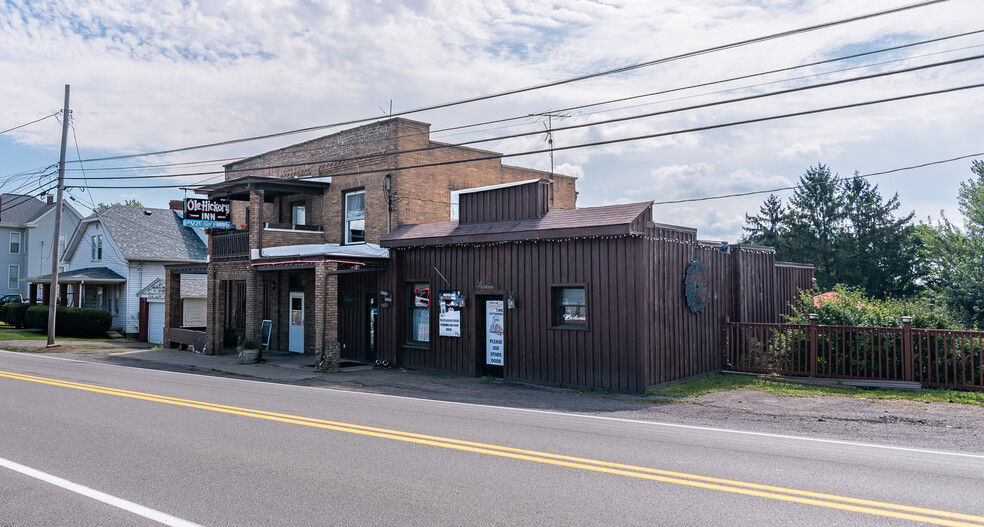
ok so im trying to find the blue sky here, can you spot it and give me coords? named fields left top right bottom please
left=2, top=0, right=983, bottom=240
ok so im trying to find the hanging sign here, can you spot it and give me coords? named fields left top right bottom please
left=183, top=197, right=232, bottom=228
left=485, top=300, right=504, bottom=366
left=438, top=290, right=463, bottom=338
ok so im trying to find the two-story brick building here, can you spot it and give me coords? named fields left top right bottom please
left=165, top=118, right=577, bottom=365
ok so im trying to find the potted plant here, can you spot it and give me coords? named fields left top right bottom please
left=237, top=337, right=259, bottom=364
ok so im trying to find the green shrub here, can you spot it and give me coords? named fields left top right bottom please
left=785, top=284, right=959, bottom=329
left=0, top=302, right=30, bottom=328
left=23, top=305, right=112, bottom=338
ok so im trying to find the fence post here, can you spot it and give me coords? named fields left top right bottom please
left=901, top=315, right=914, bottom=382
left=809, top=313, right=818, bottom=377
left=724, top=316, right=731, bottom=369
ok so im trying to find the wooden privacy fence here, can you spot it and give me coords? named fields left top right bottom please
left=725, top=318, right=984, bottom=391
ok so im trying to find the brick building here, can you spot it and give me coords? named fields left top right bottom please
left=164, top=118, right=576, bottom=364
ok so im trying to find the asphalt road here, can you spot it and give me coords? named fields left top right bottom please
left=2, top=352, right=983, bottom=526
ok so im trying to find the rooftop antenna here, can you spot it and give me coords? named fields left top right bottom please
left=532, top=112, right=571, bottom=176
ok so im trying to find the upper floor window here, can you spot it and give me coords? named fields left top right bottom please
left=291, top=202, right=306, bottom=225
left=8, top=264, right=19, bottom=290
left=58, top=233, right=66, bottom=256
left=9, top=232, right=20, bottom=254
left=450, top=191, right=461, bottom=221
left=345, top=190, right=366, bottom=244
left=91, top=234, right=103, bottom=261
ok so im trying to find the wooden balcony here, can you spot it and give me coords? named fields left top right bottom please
left=212, top=230, right=249, bottom=261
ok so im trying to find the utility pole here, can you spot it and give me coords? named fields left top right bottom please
left=47, top=84, right=69, bottom=347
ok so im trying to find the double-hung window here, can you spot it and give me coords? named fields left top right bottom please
left=91, top=235, right=103, bottom=261
left=9, top=232, right=20, bottom=254
left=345, top=190, right=366, bottom=244
left=8, top=265, right=19, bottom=290
left=291, top=202, right=306, bottom=225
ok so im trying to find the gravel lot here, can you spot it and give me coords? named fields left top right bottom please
left=13, top=346, right=984, bottom=455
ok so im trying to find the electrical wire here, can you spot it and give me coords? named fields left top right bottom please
left=651, top=152, right=984, bottom=206
left=0, top=112, right=59, bottom=135
left=72, top=81, right=984, bottom=190
left=60, top=54, right=984, bottom=184
left=67, top=0, right=950, bottom=165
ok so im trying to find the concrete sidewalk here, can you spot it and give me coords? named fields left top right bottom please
left=112, top=347, right=371, bottom=382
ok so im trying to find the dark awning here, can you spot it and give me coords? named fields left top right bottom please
left=23, top=267, right=126, bottom=284
left=195, top=176, right=331, bottom=201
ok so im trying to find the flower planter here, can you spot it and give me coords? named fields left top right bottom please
left=239, top=349, right=260, bottom=364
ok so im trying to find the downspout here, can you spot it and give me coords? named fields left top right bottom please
left=257, top=188, right=264, bottom=258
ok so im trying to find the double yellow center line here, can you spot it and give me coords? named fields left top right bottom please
left=2, top=369, right=982, bottom=526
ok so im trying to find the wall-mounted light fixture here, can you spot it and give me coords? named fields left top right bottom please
left=507, top=293, right=517, bottom=309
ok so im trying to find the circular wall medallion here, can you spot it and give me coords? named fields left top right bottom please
left=685, top=260, right=709, bottom=314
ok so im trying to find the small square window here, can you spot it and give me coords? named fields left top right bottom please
left=553, top=286, right=587, bottom=328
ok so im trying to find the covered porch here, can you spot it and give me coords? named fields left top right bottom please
left=22, top=267, right=126, bottom=329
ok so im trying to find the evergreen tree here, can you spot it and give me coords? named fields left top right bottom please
left=783, top=164, right=844, bottom=291
left=740, top=193, right=786, bottom=249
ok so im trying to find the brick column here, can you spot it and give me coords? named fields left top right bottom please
left=163, top=271, right=181, bottom=348
left=315, top=261, right=340, bottom=371
left=58, top=284, right=68, bottom=306
left=245, top=269, right=263, bottom=346
left=206, top=272, right=223, bottom=355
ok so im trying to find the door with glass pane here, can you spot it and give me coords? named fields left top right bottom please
left=289, top=292, right=304, bottom=353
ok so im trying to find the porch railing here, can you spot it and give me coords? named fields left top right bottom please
left=212, top=230, right=249, bottom=261
left=726, top=319, right=984, bottom=391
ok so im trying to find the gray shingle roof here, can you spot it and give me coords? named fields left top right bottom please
left=96, top=206, right=207, bottom=261
left=0, top=194, right=48, bottom=226
left=23, top=267, right=126, bottom=284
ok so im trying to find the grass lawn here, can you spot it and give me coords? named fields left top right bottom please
left=0, top=325, right=119, bottom=343
left=646, top=373, right=984, bottom=407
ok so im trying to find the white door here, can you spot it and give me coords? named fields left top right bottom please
left=148, top=301, right=164, bottom=345
left=289, top=292, right=304, bottom=353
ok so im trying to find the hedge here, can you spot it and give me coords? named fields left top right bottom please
left=24, top=305, right=112, bottom=338
left=0, top=302, right=30, bottom=328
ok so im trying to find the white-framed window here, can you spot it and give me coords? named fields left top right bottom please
left=450, top=190, right=461, bottom=221
left=91, top=235, right=103, bottom=261
left=345, top=190, right=366, bottom=244
left=58, top=233, right=66, bottom=256
left=291, top=202, right=306, bottom=225
left=9, top=232, right=20, bottom=254
left=8, top=264, right=19, bottom=290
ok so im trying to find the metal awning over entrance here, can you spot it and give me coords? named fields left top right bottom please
left=196, top=176, right=332, bottom=201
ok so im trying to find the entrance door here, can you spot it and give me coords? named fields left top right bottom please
left=289, top=292, right=304, bottom=353
left=479, top=296, right=505, bottom=377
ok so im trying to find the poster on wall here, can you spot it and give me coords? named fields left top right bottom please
left=438, top=290, right=463, bottom=337
left=485, top=300, right=504, bottom=366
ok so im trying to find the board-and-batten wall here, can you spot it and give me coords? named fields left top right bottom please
left=387, top=235, right=650, bottom=392
left=382, top=227, right=805, bottom=392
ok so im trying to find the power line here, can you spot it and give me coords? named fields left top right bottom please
left=0, top=112, right=59, bottom=135
left=73, top=81, right=984, bottom=190
left=652, top=152, right=984, bottom=206
left=61, top=53, right=984, bottom=184
left=69, top=0, right=950, bottom=165
left=56, top=28, right=980, bottom=177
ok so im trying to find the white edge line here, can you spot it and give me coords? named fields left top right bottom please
left=4, top=349, right=984, bottom=461
left=0, top=455, right=201, bottom=527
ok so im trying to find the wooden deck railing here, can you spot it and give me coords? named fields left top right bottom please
left=726, top=319, right=984, bottom=391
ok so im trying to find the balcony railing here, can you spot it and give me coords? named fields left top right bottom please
left=212, top=230, right=249, bottom=261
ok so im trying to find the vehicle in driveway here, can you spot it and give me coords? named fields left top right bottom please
left=0, top=293, right=23, bottom=306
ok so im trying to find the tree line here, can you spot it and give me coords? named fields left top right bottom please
left=741, top=161, right=984, bottom=329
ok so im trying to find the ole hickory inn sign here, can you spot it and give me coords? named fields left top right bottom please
left=183, top=197, right=232, bottom=228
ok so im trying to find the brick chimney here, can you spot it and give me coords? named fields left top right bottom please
left=47, top=196, right=53, bottom=205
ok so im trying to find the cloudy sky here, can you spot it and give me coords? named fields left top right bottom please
left=2, top=0, right=983, bottom=240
